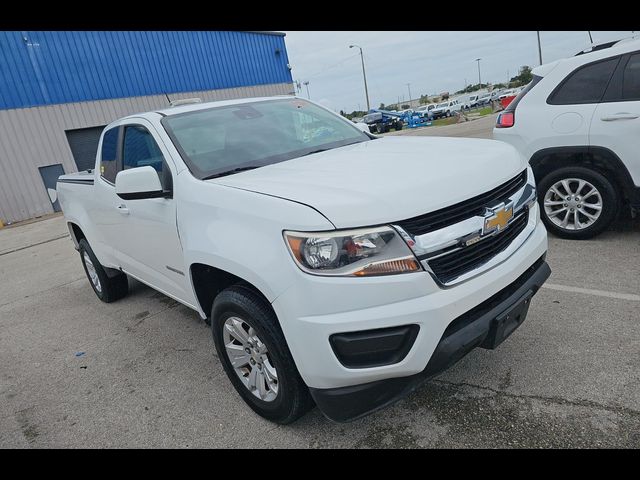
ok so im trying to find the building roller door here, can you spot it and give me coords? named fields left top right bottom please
left=65, top=126, right=105, bottom=172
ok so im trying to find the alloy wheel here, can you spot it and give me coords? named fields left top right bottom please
left=223, top=316, right=279, bottom=402
left=83, top=251, right=102, bottom=293
left=543, top=178, right=603, bottom=231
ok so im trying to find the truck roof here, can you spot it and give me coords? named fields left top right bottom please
left=112, top=95, right=297, bottom=124
left=154, top=95, right=295, bottom=117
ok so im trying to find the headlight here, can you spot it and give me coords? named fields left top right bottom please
left=284, top=226, right=421, bottom=276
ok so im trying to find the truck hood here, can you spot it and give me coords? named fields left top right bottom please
left=211, top=136, right=526, bottom=229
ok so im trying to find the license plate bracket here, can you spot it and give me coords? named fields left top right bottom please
left=481, top=290, right=534, bottom=350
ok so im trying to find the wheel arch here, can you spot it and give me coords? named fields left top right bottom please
left=67, top=222, right=86, bottom=249
left=529, top=146, right=635, bottom=204
left=189, top=263, right=273, bottom=323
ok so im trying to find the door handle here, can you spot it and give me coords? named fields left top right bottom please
left=601, top=113, right=639, bottom=121
left=116, top=204, right=130, bottom=215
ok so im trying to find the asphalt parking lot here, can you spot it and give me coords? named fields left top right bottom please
left=1, top=116, right=639, bottom=448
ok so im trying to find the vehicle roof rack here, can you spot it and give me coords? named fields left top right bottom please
left=575, top=40, right=620, bottom=56
left=169, top=97, right=202, bottom=107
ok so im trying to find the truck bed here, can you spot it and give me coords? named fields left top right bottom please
left=57, top=170, right=95, bottom=185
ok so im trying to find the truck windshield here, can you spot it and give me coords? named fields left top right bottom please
left=162, top=98, right=370, bottom=179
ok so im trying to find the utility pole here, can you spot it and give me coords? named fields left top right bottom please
left=303, top=81, right=310, bottom=99
left=350, top=44, right=370, bottom=111
left=588, top=31, right=593, bottom=44
left=537, top=31, right=543, bottom=65
left=475, top=58, right=482, bottom=86
left=406, top=83, right=412, bottom=107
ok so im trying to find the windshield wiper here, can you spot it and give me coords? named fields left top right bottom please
left=300, top=141, right=365, bottom=158
left=300, top=148, right=330, bottom=157
left=203, top=166, right=261, bottom=180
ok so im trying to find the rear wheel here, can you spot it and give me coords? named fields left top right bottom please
left=211, top=285, right=314, bottom=424
left=78, top=239, right=128, bottom=302
left=537, top=166, right=618, bottom=239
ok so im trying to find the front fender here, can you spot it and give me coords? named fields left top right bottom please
left=176, top=173, right=335, bottom=317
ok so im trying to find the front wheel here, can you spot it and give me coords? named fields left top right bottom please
left=211, top=285, right=314, bottom=424
left=537, top=166, right=619, bottom=240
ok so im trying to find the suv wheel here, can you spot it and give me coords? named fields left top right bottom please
left=537, top=166, right=618, bottom=240
left=211, top=285, right=314, bottom=424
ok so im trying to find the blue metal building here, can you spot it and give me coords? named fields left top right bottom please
left=0, top=31, right=294, bottom=224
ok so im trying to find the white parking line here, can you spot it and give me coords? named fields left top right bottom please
left=542, top=283, right=640, bottom=302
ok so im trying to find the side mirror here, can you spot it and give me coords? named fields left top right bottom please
left=354, top=122, right=372, bottom=134
left=115, top=166, right=167, bottom=200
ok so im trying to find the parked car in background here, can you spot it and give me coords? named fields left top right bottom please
left=431, top=100, right=462, bottom=119
left=468, top=94, right=479, bottom=108
left=363, top=110, right=404, bottom=133
left=494, top=38, right=640, bottom=239
left=477, top=92, right=492, bottom=106
left=415, top=105, right=434, bottom=119
left=56, top=96, right=549, bottom=424
left=499, top=89, right=518, bottom=100
left=457, top=96, right=471, bottom=110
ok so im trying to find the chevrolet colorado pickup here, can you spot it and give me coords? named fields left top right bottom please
left=57, top=96, right=550, bottom=424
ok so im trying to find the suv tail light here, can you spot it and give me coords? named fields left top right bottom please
left=495, top=74, right=543, bottom=129
left=496, top=112, right=514, bottom=128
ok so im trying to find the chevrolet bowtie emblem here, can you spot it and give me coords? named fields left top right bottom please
left=483, top=203, right=514, bottom=234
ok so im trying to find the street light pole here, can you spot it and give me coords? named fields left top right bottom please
left=303, top=81, right=310, bottom=100
left=537, top=31, right=543, bottom=65
left=475, top=58, right=482, bottom=86
left=406, top=83, right=412, bottom=107
left=350, top=44, right=370, bottom=112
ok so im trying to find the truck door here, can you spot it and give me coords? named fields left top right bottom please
left=111, top=120, right=190, bottom=304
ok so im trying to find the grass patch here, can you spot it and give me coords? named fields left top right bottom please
left=431, top=117, right=458, bottom=127
left=477, top=106, right=493, bottom=116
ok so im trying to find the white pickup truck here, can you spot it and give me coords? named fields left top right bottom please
left=57, top=96, right=550, bottom=423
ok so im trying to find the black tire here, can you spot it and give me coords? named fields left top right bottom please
left=78, top=238, right=128, bottom=302
left=394, top=121, right=403, bottom=131
left=446, top=111, right=451, bottom=117
left=375, top=124, right=383, bottom=134
left=211, top=285, right=314, bottom=424
left=537, top=166, right=619, bottom=240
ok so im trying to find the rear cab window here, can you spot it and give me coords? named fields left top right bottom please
left=100, top=127, right=119, bottom=184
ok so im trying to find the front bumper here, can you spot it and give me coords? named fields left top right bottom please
left=273, top=208, right=547, bottom=391
left=308, top=257, right=550, bottom=422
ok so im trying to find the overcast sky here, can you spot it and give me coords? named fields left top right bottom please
left=283, top=31, right=635, bottom=112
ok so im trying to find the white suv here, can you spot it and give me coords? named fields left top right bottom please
left=494, top=38, right=640, bottom=239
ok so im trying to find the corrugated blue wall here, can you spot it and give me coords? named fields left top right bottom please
left=0, top=31, right=292, bottom=110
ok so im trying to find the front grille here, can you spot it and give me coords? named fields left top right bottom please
left=428, top=210, right=529, bottom=284
left=398, top=170, right=527, bottom=236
